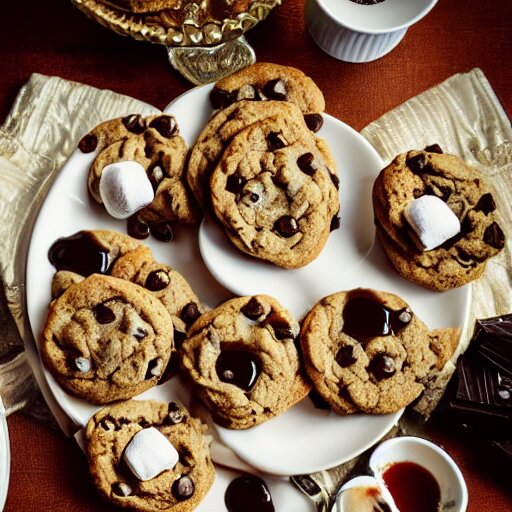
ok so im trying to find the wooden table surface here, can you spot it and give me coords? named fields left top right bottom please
left=1, top=0, right=511, bottom=510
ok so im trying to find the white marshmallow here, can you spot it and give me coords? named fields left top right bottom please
left=404, top=195, right=461, bottom=251
left=123, top=427, right=179, bottom=481
left=99, top=161, right=154, bottom=219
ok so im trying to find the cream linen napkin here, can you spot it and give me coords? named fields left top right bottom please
left=0, top=69, right=510, bottom=474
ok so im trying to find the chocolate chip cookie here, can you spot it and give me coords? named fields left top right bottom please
left=40, top=274, right=174, bottom=403
left=85, top=399, right=214, bottom=512
left=187, top=100, right=321, bottom=207
left=300, top=288, right=459, bottom=414
left=210, top=115, right=340, bottom=268
left=373, top=147, right=505, bottom=290
left=180, top=295, right=310, bottom=429
left=209, top=62, right=326, bottom=119
left=81, top=114, right=199, bottom=230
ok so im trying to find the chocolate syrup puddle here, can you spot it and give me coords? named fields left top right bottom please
left=225, top=475, right=274, bottom=512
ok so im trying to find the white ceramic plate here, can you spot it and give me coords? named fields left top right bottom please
left=25, top=84, right=470, bottom=493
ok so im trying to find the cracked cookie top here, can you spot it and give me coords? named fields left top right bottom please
left=85, top=399, right=214, bottom=512
left=41, top=273, right=174, bottom=404
left=372, top=147, right=505, bottom=290
left=180, top=295, right=310, bottom=429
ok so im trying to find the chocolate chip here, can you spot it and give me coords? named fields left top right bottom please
left=483, top=222, right=505, bottom=249
left=424, top=144, right=443, bottom=154
left=78, top=133, right=98, bottom=153
left=134, top=327, right=147, bottom=340
left=100, top=417, right=115, bottom=431
left=329, top=170, right=340, bottom=190
left=397, top=308, right=413, bottom=324
left=226, top=174, right=247, bottom=195
left=247, top=192, right=260, bottom=203
left=94, top=304, right=116, bottom=324
left=145, top=269, right=170, bottom=291
left=263, top=79, right=287, bottom=101
left=122, top=114, right=145, bottom=134
left=406, top=154, right=429, bottom=174
left=210, top=87, right=235, bottom=109
left=330, top=215, right=340, bottom=231
left=127, top=215, right=150, bottom=239
left=216, top=350, right=261, bottom=390
left=297, top=152, right=316, bottom=175
left=303, top=113, right=323, bottom=133
left=149, top=115, right=178, bottom=138
left=145, top=358, right=163, bottom=379
left=150, top=223, right=174, bottom=242
left=172, top=476, right=195, bottom=500
left=167, top=402, right=184, bottom=424
left=274, top=215, right=299, bottom=238
left=475, top=193, right=496, bottom=215
left=267, top=131, right=286, bottom=151
left=180, top=302, right=201, bottom=326
left=335, top=345, right=357, bottom=367
left=370, top=354, right=396, bottom=380
left=241, top=297, right=264, bottom=320
left=174, top=330, right=186, bottom=347
left=74, top=356, right=91, bottom=373
left=112, top=482, right=132, bottom=497
left=273, top=325, right=294, bottom=340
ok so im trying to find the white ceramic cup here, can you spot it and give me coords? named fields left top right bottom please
left=305, top=0, right=438, bottom=63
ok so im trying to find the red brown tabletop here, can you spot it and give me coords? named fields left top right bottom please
left=1, top=0, right=512, bottom=510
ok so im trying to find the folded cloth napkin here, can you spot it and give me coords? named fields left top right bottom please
left=0, top=69, right=510, bottom=447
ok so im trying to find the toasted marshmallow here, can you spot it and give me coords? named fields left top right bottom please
left=123, top=427, right=179, bottom=481
left=99, top=161, right=154, bottom=219
left=404, top=195, right=461, bottom=251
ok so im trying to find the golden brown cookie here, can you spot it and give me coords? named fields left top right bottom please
left=300, top=288, right=458, bottom=415
left=181, top=295, right=310, bottom=429
left=372, top=147, right=505, bottom=291
left=210, top=114, right=339, bottom=268
left=40, top=274, right=174, bottom=404
left=85, top=399, right=214, bottom=512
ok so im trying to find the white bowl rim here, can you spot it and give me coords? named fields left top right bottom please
left=369, top=436, right=469, bottom=510
left=314, top=0, right=439, bottom=35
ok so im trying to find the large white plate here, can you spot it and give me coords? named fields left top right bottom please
left=25, top=84, right=470, bottom=505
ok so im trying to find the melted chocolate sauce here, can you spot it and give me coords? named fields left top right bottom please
left=48, top=231, right=108, bottom=276
left=216, top=350, right=261, bottom=391
left=225, top=475, right=275, bottom=512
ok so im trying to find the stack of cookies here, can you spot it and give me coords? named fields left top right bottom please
left=187, top=62, right=341, bottom=269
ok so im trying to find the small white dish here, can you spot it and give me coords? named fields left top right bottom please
left=369, top=436, right=468, bottom=512
left=305, top=0, right=438, bottom=63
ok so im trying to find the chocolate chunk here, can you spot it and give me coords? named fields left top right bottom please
left=78, top=133, right=98, bottom=153
left=273, top=326, right=294, bottom=340
left=127, top=215, right=150, bottom=239
left=150, top=223, right=174, bottom=243
left=406, top=154, right=429, bottom=174
left=335, top=345, right=357, bottom=367
left=247, top=192, right=260, bottom=203
left=122, top=114, right=145, bottom=134
left=263, top=79, right=287, bottom=101
left=397, top=308, right=413, bottom=325
left=112, top=482, right=132, bottom=497
left=148, top=115, right=178, bottom=138
left=133, top=327, right=147, bottom=340
left=330, top=215, right=341, bottom=231
left=145, top=357, right=163, bottom=379
left=216, top=350, right=261, bottom=391
left=266, top=131, right=286, bottom=151
left=483, top=222, right=505, bottom=249
left=370, top=354, right=396, bottom=380
left=343, top=296, right=392, bottom=340
left=180, top=302, right=201, bottom=326
left=167, top=402, right=184, bottom=424
left=241, top=297, right=265, bottom=320
left=94, top=304, right=116, bottom=324
left=210, top=87, right=235, bottom=109
left=226, top=174, right=247, bottom=195
left=48, top=231, right=109, bottom=276
left=100, top=417, right=115, bottom=431
left=145, top=269, right=170, bottom=291
left=475, top=193, right=496, bottom=215
left=274, top=215, right=299, bottom=238
left=225, top=475, right=275, bottom=512
left=74, top=356, right=91, bottom=373
left=424, top=144, right=443, bottom=154
left=172, top=475, right=195, bottom=501
left=329, top=170, right=340, bottom=190
left=303, top=113, right=323, bottom=133
left=297, top=152, right=316, bottom=175
left=174, top=330, right=186, bottom=347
